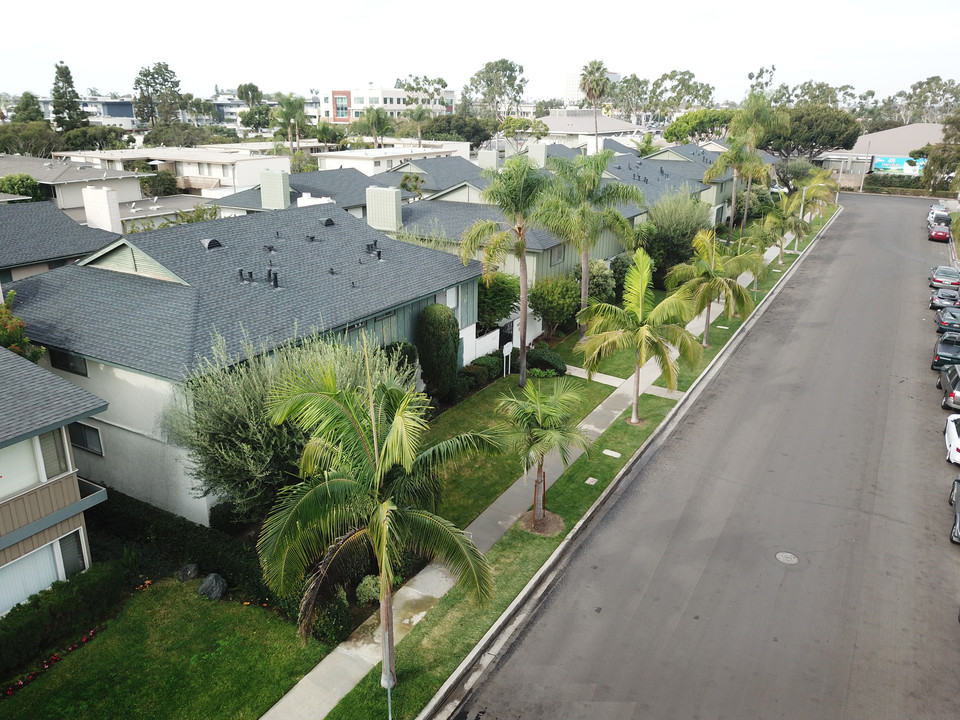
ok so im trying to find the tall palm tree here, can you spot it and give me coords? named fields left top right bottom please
left=737, top=149, right=770, bottom=233
left=704, top=134, right=751, bottom=236
left=402, top=103, right=432, bottom=148
left=259, top=364, right=496, bottom=690
left=535, top=150, right=644, bottom=338
left=665, top=229, right=762, bottom=347
left=496, top=379, right=591, bottom=527
left=772, top=192, right=811, bottom=256
left=796, top=169, right=838, bottom=222
left=272, top=93, right=308, bottom=155
left=577, top=248, right=702, bottom=424
left=358, top=106, right=395, bottom=149
left=580, top=60, right=611, bottom=155
left=461, top=155, right=550, bottom=388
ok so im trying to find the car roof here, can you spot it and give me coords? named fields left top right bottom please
left=934, top=266, right=958, bottom=273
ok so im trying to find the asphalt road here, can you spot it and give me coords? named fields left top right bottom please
left=447, top=194, right=960, bottom=720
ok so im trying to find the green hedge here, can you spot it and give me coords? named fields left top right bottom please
left=0, top=560, right=125, bottom=680
left=85, top=489, right=271, bottom=603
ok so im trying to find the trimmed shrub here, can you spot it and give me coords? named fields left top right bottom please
left=477, top=273, right=520, bottom=335
left=356, top=575, right=380, bottom=606
left=527, top=368, right=557, bottom=379
left=416, top=303, right=460, bottom=402
left=473, top=354, right=502, bottom=380
left=312, top=585, right=351, bottom=645
left=526, top=347, right=567, bottom=375
left=610, top=253, right=632, bottom=302
left=0, top=560, right=125, bottom=679
left=459, top=363, right=490, bottom=390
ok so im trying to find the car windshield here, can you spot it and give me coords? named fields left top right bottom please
left=938, top=290, right=959, bottom=298
left=943, top=337, right=960, bottom=348
left=938, top=268, right=959, bottom=278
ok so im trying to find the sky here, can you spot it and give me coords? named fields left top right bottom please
left=3, top=0, right=959, bottom=106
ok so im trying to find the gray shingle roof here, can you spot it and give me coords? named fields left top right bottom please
left=0, top=154, right=147, bottom=185
left=603, top=157, right=709, bottom=208
left=401, top=200, right=563, bottom=251
left=9, top=205, right=481, bottom=381
left=602, top=139, right=640, bottom=156
left=0, top=201, right=119, bottom=269
left=0, top=348, right=107, bottom=449
left=214, top=168, right=409, bottom=211
left=389, top=156, right=488, bottom=192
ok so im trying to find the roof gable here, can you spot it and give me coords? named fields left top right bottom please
left=0, top=201, right=118, bottom=270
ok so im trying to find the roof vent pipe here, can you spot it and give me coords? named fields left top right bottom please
left=377, top=250, right=382, bottom=262
left=273, top=274, right=279, bottom=289
left=238, top=268, right=244, bottom=280
left=247, top=271, right=253, bottom=281
left=267, top=268, right=273, bottom=281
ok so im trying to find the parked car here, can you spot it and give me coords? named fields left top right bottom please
left=929, top=211, right=952, bottom=228
left=930, top=288, right=960, bottom=310
left=930, top=225, right=953, bottom=242
left=929, top=203, right=948, bottom=222
left=945, top=414, right=960, bottom=464
left=936, top=307, right=960, bottom=333
left=951, top=476, right=960, bottom=543
left=938, top=365, right=960, bottom=409
left=933, top=333, right=960, bottom=370
left=929, top=265, right=960, bottom=288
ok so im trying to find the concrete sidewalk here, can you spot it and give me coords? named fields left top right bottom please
left=261, top=244, right=784, bottom=720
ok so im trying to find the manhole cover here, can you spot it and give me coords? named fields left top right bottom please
left=775, top=551, right=799, bottom=565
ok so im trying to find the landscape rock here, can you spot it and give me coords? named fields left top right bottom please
left=197, top=573, right=228, bottom=600
left=178, top=563, right=199, bottom=581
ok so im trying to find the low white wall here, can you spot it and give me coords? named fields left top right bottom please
left=474, top=328, right=500, bottom=359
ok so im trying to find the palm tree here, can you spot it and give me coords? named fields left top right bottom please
left=704, top=134, right=751, bottom=236
left=496, top=379, right=591, bottom=528
left=665, top=229, right=762, bottom=347
left=357, top=106, right=395, bottom=149
left=399, top=172, right=424, bottom=199
left=461, top=155, right=550, bottom=388
left=259, top=364, right=496, bottom=690
left=796, top=169, right=838, bottom=222
left=535, top=150, right=644, bottom=338
left=577, top=248, right=702, bottom=424
left=315, top=121, right=343, bottom=152
left=772, top=192, right=811, bottom=256
left=580, top=60, right=612, bottom=154
left=403, top=103, right=432, bottom=148
left=272, top=93, right=308, bottom=155
left=737, top=150, right=770, bottom=233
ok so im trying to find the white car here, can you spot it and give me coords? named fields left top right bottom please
left=945, top=414, right=960, bottom=464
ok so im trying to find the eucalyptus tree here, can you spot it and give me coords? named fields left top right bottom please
left=535, top=149, right=644, bottom=337
left=260, top=365, right=497, bottom=690
left=665, top=229, right=761, bottom=347
left=496, top=379, right=591, bottom=527
left=460, top=155, right=550, bottom=387
left=577, top=248, right=702, bottom=424
left=580, top=60, right=612, bottom=154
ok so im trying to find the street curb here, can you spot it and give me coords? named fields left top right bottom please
left=416, top=208, right=843, bottom=720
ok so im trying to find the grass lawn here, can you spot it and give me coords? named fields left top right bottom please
left=550, top=289, right=668, bottom=379
left=326, top=394, right=677, bottom=720
left=2, top=579, right=328, bottom=720
left=426, top=375, right=614, bottom=529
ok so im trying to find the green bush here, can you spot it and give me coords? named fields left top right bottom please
left=459, top=363, right=490, bottom=390
left=0, top=560, right=125, bottom=679
left=356, top=575, right=380, bottom=606
left=416, top=304, right=460, bottom=402
left=85, top=489, right=270, bottom=602
left=528, top=274, right=581, bottom=338
left=383, top=341, right=418, bottom=374
left=610, top=253, right=632, bottom=302
left=527, top=368, right=557, bottom=379
left=574, top=259, right=616, bottom=305
left=526, top=347, right=567, bottom=375
left=313, top=586, right=351, bottom=645
left=473, top=354, right=501, bottom=380
left=208, top=502, right=247, bottom=535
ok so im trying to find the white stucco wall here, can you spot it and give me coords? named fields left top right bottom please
left=235, top=157, right=291, bottom=187
left=56, top=178, right=143, bottom=209
left=41, top=359, right=213, bottom=526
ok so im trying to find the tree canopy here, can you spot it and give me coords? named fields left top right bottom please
left=764, top=104, right=860, bottom=159
left=466, top=59, right=527, bottom=121
left=133, top=62, right=182, bottom=126
left=663, top=109, right=734, bottom=144
left=10, top=92, right=44, bottom=123
left=51, top=62, right=88, bottom=132
left=0, top=121, right=61, bottom=157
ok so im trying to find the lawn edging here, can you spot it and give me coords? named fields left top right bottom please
left=416, top=204, right=845, bottom=720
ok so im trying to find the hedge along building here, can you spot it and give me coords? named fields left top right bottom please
left=8, top=203, right=481, bottom=525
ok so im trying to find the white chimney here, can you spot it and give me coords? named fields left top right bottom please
left=82, top=186, right=123, bottom=234
left=527, top=143, right=547, bottom=169
left=477, top=149, right=498, bottom=170
left=365, top=187, right=402, bottom=232
left=260, top=171, right=291, bottom=210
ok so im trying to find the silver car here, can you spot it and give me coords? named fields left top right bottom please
left=930, top=266, right=960, bottom=289
left=950, top=476, right=960, bottom=543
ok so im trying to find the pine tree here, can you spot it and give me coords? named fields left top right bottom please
left=52, top=62, right=88, bottom=132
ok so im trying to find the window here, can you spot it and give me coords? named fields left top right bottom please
left=355, top=97, right=364, bottom=105
left=0, top=268, right=12, bottom=284
left=324, top=110, right=330, bottom=118
left=550, top=245, right=565, bottom=266
left=354, top=111, right=361, bottom=118
left=335, top=96, right=348, bottom=119
left=49, top=349, right=87, bottom=376
left=323, top=97, right=329, bottom=103
left=38, top=428, right=69, bottom=479
left=69, top=422, right=102, bottom=456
